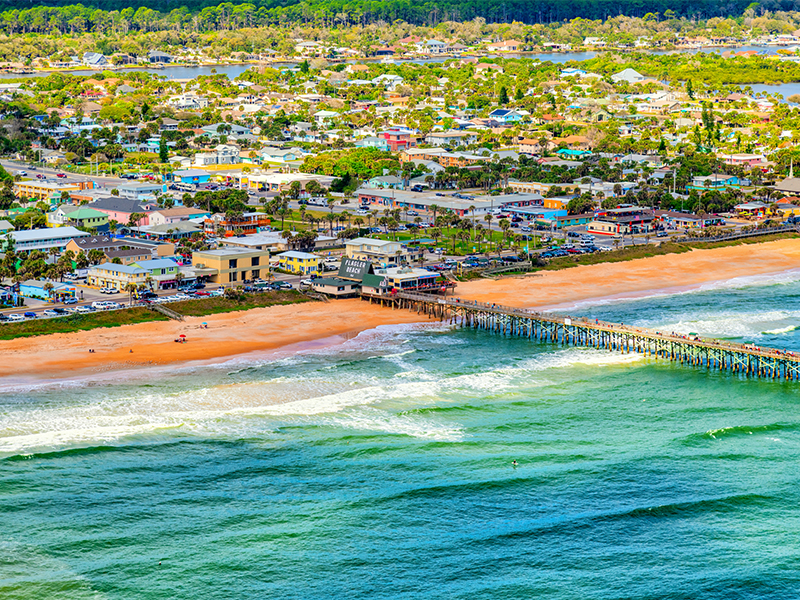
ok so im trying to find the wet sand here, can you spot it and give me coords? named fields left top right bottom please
left=4, top=238, right=800, bottom=384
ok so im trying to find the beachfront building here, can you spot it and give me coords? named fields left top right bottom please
left=131, top=258, right=181, bottom=289
left=148, top=208, right=211, bottom=226
left=588, top=207, right=655, bottom=236
left=191, top=248, right=270, bottom=284
left=276, top=251, right=321, bottom=275
left=362, top=266, right=444, bottom=293
left=345, top=237, right=422, bottom=266
left=87, top=262, right=148, bottom=291
left=19, top=280, right=76, bottom=301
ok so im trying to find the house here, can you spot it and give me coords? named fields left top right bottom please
left=486, top=40, right=522, bottom=52
left=47, top=206, right=109, bottom=232
left=148, top=50, right=173, bottom=63
left=86, top=197, right=155, bottom=226
left=148, top=208, right=211, bottom=226
left=611, top=68, right=648, bottom=84
left=488, top=109, right=523, bottom=124
left=277, top=251, right=321, bottom=275
left=419, top=39, right=448, bottom=54
left=0, top=220, right=13, bottom=234
left=82, top=52, right=109, bottom=67
left=365, top=175, right=403, bottom=190
left=425, top=131, right=478, bottom=147
left=87, top=262, right=148, bottom=291
left=355, top=136, right=389, bottom=151
left=131, top=258, right=181, bottom=289
left=191, top=248, right=270, bottom=284
left=118, top=182, right=167, bottom=200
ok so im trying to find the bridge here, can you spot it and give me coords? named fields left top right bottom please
left=362, top=291, right=800, bottom=380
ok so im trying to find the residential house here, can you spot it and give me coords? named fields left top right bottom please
left=148, top=208, right=211, bottom=226
left=47, top=206, right=109, bottom=231
left=87, top=197, right=155, bottom=226
left=82, top=52, right=108, bottom=67
left=425, top=131, right=478, bottom=147
left=118, top=182, right=167, bottom=200
left=486, top=40, right=522, bottom=52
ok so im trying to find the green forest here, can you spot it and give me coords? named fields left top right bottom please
left=0, top=0, right=787, bottom=33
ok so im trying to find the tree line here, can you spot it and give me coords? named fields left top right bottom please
left=0, top=0, right=781, bottom=35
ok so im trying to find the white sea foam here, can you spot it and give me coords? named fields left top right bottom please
left=552, top=269, right=800, bottom=312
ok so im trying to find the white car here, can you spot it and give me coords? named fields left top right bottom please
left=300, top=279, right=315, bottom=286
left=42, top=309, right=59, bottom=317
left=356, top=209, right=370, bottom=215
left=77, top=306, right=93, bottom=313
left=7, top=313, right=25, bottom=321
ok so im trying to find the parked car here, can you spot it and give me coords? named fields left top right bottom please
left=18, top=170, right=26, bottom=176
left=274, top=282, right=293, bottom=290
left=63, top=297, right=77, bottom=304
left=23, top=311, right=37, bottom=318
left=0, top=314, right=8, bottom=322
left=8, top=313, right=25, bottom=321
left=56, top=173, right=67, bottom=178
left=42, top=309, right=59, bottom=317
left=77, top=306, right=94, bottom=313
left=52, top=308, right=67, bottom=315
left=657, top=230, right=668, bottom=238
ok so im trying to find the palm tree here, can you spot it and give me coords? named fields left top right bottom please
left=429, top=204, right=440, bottom=223
left=122, top=282, right=138, bottom=306
left=43, top=281, right=54, bottom=301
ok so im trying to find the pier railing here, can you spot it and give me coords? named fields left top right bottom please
left=362, top=291, right=800, bottom=380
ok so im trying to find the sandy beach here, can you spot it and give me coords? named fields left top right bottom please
left=4, top=238, right=800, bottom=383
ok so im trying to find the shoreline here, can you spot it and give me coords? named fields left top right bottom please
left=5, top=238, right=800, bottom=386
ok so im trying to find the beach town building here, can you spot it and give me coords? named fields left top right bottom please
left=7, top=227, right=88, bottom=252
left=87, top=262, right=148, bottom=291
left=118, top=182, right=168, bottom=201
left=83, top=198, right=156, bottom=226
left=191, top=248, right=271, bottom=284
left=14, top=180, right=81, bottom=202
left=131, top=258, right=181, bottom=289
left=148, top=208, right=211, bottom=226
left=588, top=207, right=656, bottom=236
left=204, top=212, right=272, bottom=237
left=345, top=237, right=423, bottom=266
left=356, top=188, right=494, bottom=216
left=18, top=280, right=76, bottom=301
left=46, top=206, right=109, bottom=231
left=277, top=251, right=321, bottom=275
left=363, top=266, right=445, bottom=294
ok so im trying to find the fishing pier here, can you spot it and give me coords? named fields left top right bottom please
left=363, top=291, right=800, bottom=380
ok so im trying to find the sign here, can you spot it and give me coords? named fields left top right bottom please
left=337, top=257, right=374, bottom=281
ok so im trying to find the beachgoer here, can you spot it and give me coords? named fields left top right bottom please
left=512, top=460, right=518, bottom=467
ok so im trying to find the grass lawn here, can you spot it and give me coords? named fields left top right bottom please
left=0, top=291, right=312, bottom=340
left=374, top=227, right=539, bottom=256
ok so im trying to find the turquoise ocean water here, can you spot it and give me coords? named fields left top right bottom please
left=4, top=271, right=800, bottom=599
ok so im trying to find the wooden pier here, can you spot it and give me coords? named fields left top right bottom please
left=363, top=291, right=800, bottom=381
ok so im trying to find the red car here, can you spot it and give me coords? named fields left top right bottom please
left=56, top=173, right=67, bottom=178
left=193, top=291, right=210, bottom=296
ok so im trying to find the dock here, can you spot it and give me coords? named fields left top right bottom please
left=363, top=291, right=800, bottom=380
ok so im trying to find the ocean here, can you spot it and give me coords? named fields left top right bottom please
left=3, top=272, right=800, bottom=599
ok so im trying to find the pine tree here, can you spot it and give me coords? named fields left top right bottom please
left=498, top=86, right=509, bottom=105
